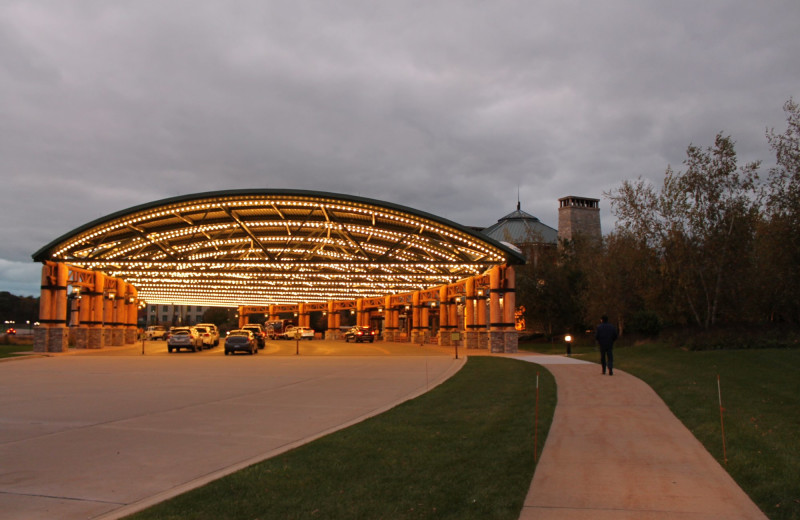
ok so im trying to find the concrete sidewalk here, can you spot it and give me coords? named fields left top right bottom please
left=513, top=355, right=767, bottom=520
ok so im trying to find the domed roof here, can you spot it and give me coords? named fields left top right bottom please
left=482, top=202, right=558, bottom=245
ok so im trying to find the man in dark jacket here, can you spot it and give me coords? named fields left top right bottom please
left=595, top=315, right=618, bottom=375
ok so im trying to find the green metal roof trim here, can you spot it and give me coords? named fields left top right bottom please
left=32, top=189, right=524, bottom=306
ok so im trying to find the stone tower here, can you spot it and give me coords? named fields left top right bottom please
left=557, top=196, right=601, bottom=242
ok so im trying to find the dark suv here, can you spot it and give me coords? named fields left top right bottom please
left=344, top=326, right=378, bottom=343
left=241, top=324, right=266, bottom=349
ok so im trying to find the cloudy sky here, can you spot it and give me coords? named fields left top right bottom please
left=1, top=1, right=798, bottom=297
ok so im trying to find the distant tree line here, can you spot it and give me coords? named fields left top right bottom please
left=517, top=99, right=800, bottom=347
left=0, top=292, right=39, bottom=328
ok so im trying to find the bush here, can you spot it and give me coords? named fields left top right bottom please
left=628, top=310, right=662, bottom=337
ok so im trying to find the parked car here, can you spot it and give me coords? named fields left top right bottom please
left=241, top=324, right=266, bottom=349
left=195, top=323, right=220, bottom=346
left=145, top=325, right=168, bottom=340
left=344, top=326, right=378, bottom=343
left=194, top=326, right=216, bottom=348
left=280, top=326, right=315, bottom=340
left=167, top=327, right=203, bottom=352
left=5, top=327, right=16, bottom=335
left=224, top=329, right=257, bottom=355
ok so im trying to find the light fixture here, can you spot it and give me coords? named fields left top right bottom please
left=106, top=292, right=116, bottom=300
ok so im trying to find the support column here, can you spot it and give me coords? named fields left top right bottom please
left=75, top=286, right=91, bottom=349
left=503, top=266, right=518, bottom=353
left=110, top=278, right=125, bottom=346
left=298, top=303, right=308, bottom=328
left=464, top=277, right=479, bottom=349
left=410, top=291, right=422, bottom=344
left=489, top=266, right=505, bottom=353
left=125, top=285, right=138, bottom=344
left=477, top=289, right=488, bottom=349
left=238, top=306, right=246, bottom=329
left=34, top=264, right=54, bottom=353
left=326, top=302, right=340, bottom=340
left=384, top=296, right=397, bottom=342
left=421, top=303, right=431, bottom=344
left=88, top=272, right=105, bottom=349
left=438, top=286, right=451, bottom=347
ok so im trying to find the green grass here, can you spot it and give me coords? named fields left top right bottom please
left=573, top=343, right=800, bottom=520
left=0, top=343, right=33, bottom=358
left=126, top=357, right=556, bottom=520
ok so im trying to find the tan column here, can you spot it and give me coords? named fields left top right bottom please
left=76, top=284, right=92, bottom=348
left=476, top=288, right=488, bottom=349
left=356, top=299, right=365, bottom=328
left=125, top=285, right=138, bottom=344
left=438, top=286, right=450, bottom=346
left=410, top=291, right=422, bottom=344
left=42, top=263, right=70, bottom=352
left=88, top=272, right=105, bottom=348
left=503, top=266, right=518, bottom=353
left=238, top=306, right=246, bottom=328
left=34, top=264, right=53, bottom=352
left=109, top=278, right=125, bottom=346
left=383, top=295, right=395, bottom=341
left=327, top=301, right=336, bottom=330
left=489, top=266, right=505, bottom=352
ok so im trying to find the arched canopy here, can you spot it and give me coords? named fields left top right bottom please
left=33, top=190, right=524, bottom=307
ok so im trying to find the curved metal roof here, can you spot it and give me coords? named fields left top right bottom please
left=33, top=189, right=524, bottom=306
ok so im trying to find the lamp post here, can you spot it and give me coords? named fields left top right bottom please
left=565, top=334, right=573, bottom=357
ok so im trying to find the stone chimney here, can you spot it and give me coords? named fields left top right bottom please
left=557, top=196, right=601, bottom=242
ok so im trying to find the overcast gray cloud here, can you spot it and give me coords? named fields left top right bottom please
left=1, top=0, right=798, bottom=296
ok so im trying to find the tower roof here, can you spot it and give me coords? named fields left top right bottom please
left=482, top=203, right=558, bottom=245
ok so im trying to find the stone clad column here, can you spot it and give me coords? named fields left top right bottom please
left=503, top=266, right=518, bottom=353
left=464, top=277, right=479, bottom=349
left=125, top=285, right=138, bottom=344
left=410, top=291, right=422, bottom=344
left=88, top=272, right=105, bottom=349
left=438, top=286, right=451, bottom=347
left=111, top=278, right=125, bottom=346
left=421, top=302, right=431, bottom=344
left=489, top=266, right=504, bottom=353
left=34, top=264, right=53, bottom=353
left=75, top=284, right=92, bottom=349
left=476, top=288, right=488, bottom=349
left=383, top=295, right=396, bottom=342
left=326, top=301, right=336, bottom=340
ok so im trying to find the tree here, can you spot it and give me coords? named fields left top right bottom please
left=762, top=99, right=800, bottom=322
left=516, top=242, right=587, bottom=338
left=609, top=134, right=761, bottom=328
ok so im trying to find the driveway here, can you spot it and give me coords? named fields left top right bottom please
left=0, top=341, right=461, bottom=519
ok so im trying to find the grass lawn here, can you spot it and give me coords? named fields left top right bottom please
left=0, top=343, right=33, bottom=359
left=527, top=339, right=798, bottom=520
left=126, top=357, right=556, bottom=520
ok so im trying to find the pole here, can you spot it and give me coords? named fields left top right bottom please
left=534, top=372, right=540, bottom=462
left=717, top=374, right=727, bottom=465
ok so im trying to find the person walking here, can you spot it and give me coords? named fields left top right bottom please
left=595, top=315, right=618, bottom=375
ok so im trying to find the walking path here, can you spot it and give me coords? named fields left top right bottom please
left=512, top=354, right=767, bottom=520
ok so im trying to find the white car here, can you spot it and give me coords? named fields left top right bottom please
left=282, top=326, right=314, bottom=340
left=145, top=325, right=168, bottom=340
left=193, top=326, right=216, bottom=348
left=195, top=323, right=220, bottom=346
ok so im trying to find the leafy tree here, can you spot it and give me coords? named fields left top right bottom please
left=609, top=134, right=761, bottom=328
left=516, top=242, right=587, bottom=338
left=763, top=99, right=800, bottom=322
